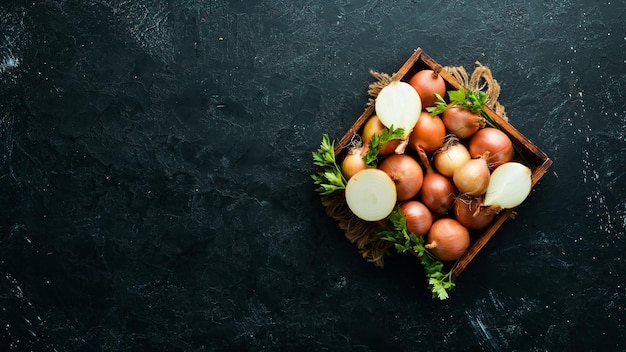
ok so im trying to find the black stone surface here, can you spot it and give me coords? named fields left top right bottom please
left=1, top=0, right=625, bottom=351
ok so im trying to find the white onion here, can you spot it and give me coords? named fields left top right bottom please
left=484, top=162, right=532, bottom=209
left=345, top=168, right=397, bottom=221
left=375, top=81, right=422, bottom=149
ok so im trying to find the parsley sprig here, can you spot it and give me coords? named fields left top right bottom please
left=426, top=86, right=497, bottom=128
left=376, top=207, right=456, bottom=300
left=362, top=125, right=404, bottom=167
left=311, top=134, right=347, bottom=195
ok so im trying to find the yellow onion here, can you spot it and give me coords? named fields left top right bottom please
left=425, top=218, right=470, bottom=261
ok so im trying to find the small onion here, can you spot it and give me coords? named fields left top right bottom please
left=442, top=107, right=484, bottom=139
left=452, top=152, right=491, bottom=196
left=345, top=169, right=397, bottom=221
left=433, top=137, right=471, bottom=177
left=378, top=154, right=424, bottom=201
left=454, top=194, right=502, bottom=230
left=425, top=218, right=470, bottom=261
left=375, top=81, right=422, bottom=153
left=469, top=127, right=514, bottom=168
left=407, top=69, right=447, bottom=108
left=408, top=111, right=446, bottom=154
left=417, top=147, right=456, bottom=214
left=399, top=201, right=433, bottom=237
left=484, top=162, right=532, bottom=209
left=361, top=115, right=401, bottom=155
left=341, top=147, right=367, bottom=180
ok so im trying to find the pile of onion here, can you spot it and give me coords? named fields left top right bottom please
left=338, top=70, right=536, bottom=264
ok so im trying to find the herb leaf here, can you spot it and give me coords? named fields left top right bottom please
left=362, top=125, right=404, bottom=167
left=375, top=207, right=456, bottom=300
left=426, top=86, right=497, bottom=128
left=311, top=134, right=347, bottom=195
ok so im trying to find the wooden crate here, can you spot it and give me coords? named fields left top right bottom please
left=333, top=48, right=552, bottom=279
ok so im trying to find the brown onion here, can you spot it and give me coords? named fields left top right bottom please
left=417, top=147, right=456, bottom=214
left=378, top=154, right=423, bottom=201
left=425, top=218, right=470, bottom=261
left=433, top=136, right=471, bottom=177
left=442, top=107, right=484, bottom=139
left=452, top=152, right=491, bottom=196
left=408, top=69, right=447, bottom=108
left=468, top=127, right=514, bottom=169
left=399, top=201, right=433, bottom=237
left=361, top=115, right=401, bottom=155
left=408, top=111, right=446, bottom=154
left=454, top=194, right=502, bottom=230
left=341, top=147, right=367, bottom=180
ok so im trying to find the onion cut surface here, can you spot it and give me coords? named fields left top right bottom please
left=375, top=81, right=422, bottom=139
left=345, top=169, right=397, bottom=221
left=484, top=162, right=532, bottom=209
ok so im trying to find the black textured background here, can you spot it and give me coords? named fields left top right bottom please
left=1, top=0, right=625, bottom=351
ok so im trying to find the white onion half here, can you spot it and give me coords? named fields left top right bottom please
left=375, top=81, right=422, bottom=139
left=345, top=168, right=397, bottom=221
left=484, top=162, right=532, bottom=209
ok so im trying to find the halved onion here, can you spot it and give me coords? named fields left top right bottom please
left=345, top=168, right=397, bottom=221
left=484, top=162, right=532, bottom=209
left=375, top=80, right=422, bottom=153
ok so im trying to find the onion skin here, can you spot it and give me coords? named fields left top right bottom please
left=408, top=69, right=447, bottom=108
left=469, top=127, right=514, bottom=168
left=442, top=107, right=484, bottom=139
left=361, top=115, right=401, bottom=155
left=341, top=148, right=367, bottom=180
left=400, top=201, right=433, bottom=237
left=417, top=147, right=456, bottom=214
left=408, top=111, right=446, bottom=154
left=378, top=154, right=424, bottom=201
left=433, top=138, right=471, bottom=177
left=454, top=194, right=502, bottom=230
left=425, top=218, right=470, bottom=261
left=452, top=152, right=491, bottom=196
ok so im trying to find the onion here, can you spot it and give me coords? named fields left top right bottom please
left=341, top=147, right=367, bottom=180
left=484, top=162, right=532, bottom=209
left=417, top=147, right=456, bottom=214
left=469, top=127, right=514, bottom=168
left=454, top=194, right=502, bottom=230
left=400, top=201, right=433, bottom=236
left=442, top=107, right=484, bottom=139
left=433, top=137, right=471, bottom=177
left=452, top=152, right=491, bottom=196
left=361, top=115, right=401, bottom=155
left=408, top=111, right=446, bottom=154
left=408, top=69, right=447, bottom=108
left=378, top=154, right=424, bottom=201
left=375, top=81, right=422, bottom=153
left=345, top=169, right=397, bottom=221
left=425, top=218, right=470, bottom=261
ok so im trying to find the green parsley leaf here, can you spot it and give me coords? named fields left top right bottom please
left=362, top=125, right=404, bottom=167
left=311, top=134, right=347, bottom=195
left=375, top=207, right=457, bottom=300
